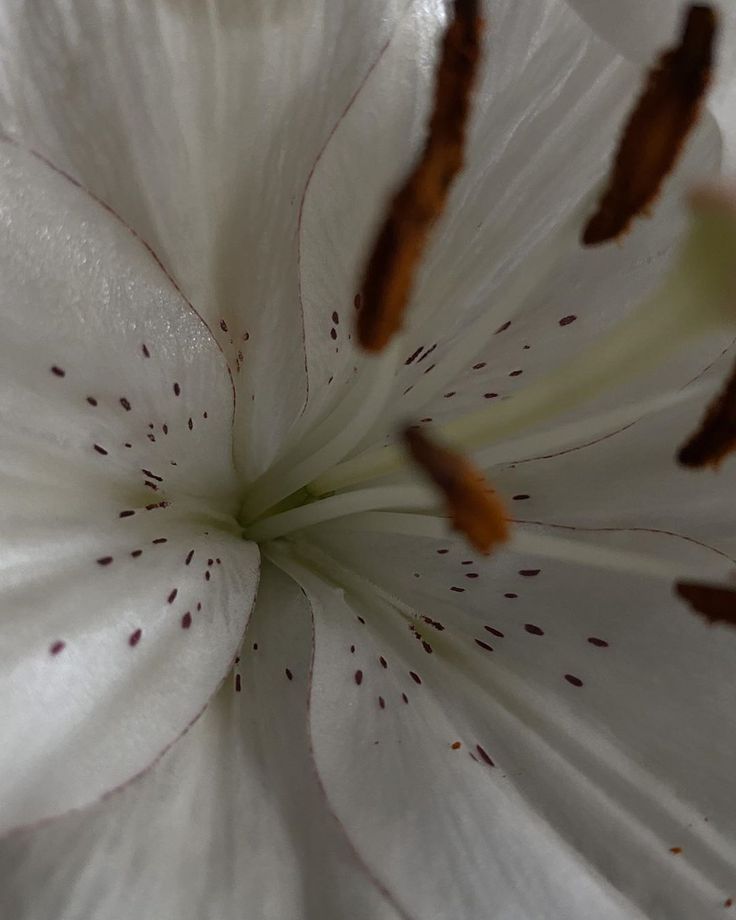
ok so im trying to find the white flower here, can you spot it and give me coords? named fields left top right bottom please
left=1, top=1, right=736, bottom=918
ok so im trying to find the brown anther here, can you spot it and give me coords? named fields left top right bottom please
left=676, top=581, right=736, bottom=628
left=357, top=0, right=482, bottom=351
left=583, top=5, right=716, bottom=246
left=678, top=358, right=736, bottom=468
left=404, top=425, right=509, bottom=555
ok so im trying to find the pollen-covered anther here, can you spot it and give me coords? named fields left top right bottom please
left=678, top=358, right=736, bottom=467
left=404, top=425, right=509, bottom=554
left=582, top=4, right=716, bottom=246
left=676, top=580, right=736, bottom=628
left=357, top=0, right=481, bottom=351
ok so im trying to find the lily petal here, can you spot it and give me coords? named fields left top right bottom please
left=0, top=142, right=259, bottom=832
left=0, top=564, right=400, bottom=920
left=0, top=0, right=409, bottom=479
left=491, top=356, right=736, bottom=553
left=349, top=0, right=722, bottom=451
left=284, top=526, right=736, bottom=918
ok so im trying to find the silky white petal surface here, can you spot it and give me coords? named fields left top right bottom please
left=0, top=0, right=408, bottom=478
left=293, top=524, right=736, bottom=918
left=349, top=0, right=722, bottom=451
left=0, top=564, right=400, bottom=920
left=491, top=352, right=736, bottom=552
left=0, top=142, right=260, bottom=831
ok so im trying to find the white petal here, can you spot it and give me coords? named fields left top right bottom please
left=280, top=530, right=736, bottom=918
left=491, top=354, right=736, bottom=552
left=0, top=0, right=408, bottom=478
left=0, top=564, right=400, bottom=920
left=0, top=141, right=260, bottom=831
left=350, top=0, right=722, bottom=450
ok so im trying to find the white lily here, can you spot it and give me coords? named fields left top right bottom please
left=1, top=1, right=736, bottom=918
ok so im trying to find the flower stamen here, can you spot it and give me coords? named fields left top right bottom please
left=357, top=0, right=482, bottom=351
left=676, top=581, right=736, bottom=628
left=583, top=4, right=716, bottom=246
left=404, top=425, right=508, bottom=554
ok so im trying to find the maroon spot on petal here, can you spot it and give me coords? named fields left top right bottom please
left=504, top=592, right=518, bottom=599
left=119, top=397, right=132, bottom=411
left=354, top=293, right=362, bottom=310
left=354, top=670, right=363, bottom=686
left=423, top=364, right=436, bottom=374
left=444, top=391, right=456, bottom=398
left=196, top=602, right=202, bottom=611
left=167, top=588, right=178, bottom=604
left=86, top=396, right=98, bottom=406
left=173, top=382, right=181, bottom=396
left=509, top=369, right=523, bottom=377
left=350, top=645, right=355, bottom=654
left=235, top=673, right=242, bottom=692
left=437, top=548, right=449, bottom=555
left=219, top=319, right=229, bottom=332
left=587, top=636, right=609, bottom=648
left=205, top=570, right=211, bottom=581
left=152, top=538, right=167, bottom=545
left=185, top=550, right=194, bottom=566
left=405, top=345, right=424, bottom=365
left=474, top=639, right=494, bottom=651
left=49, top=640, right=65, bottom=656
left=564, top=673, right=583, bottom=687
left=207, top=558, right=214, bottom=566
left=50, top=366, right=65, bottom=377
left=252, top=641, right=258, bottom=650
left=524, top=623, right=544, bottom=636
left=476, top=744, right=495, bottom=766
left=119, top=510, right=135, bottom=519
left=559, top=314, right=577, bottom=326
left=512, top=494, right=530, bottom=501
left=188, top=418, right=193, bottom=430
left=379, top=656, right=388, bottom=668
left=93, top=444, right=108, bottom=456
left=495, top=321, right=511, bottom=334
left=402, top=692, right=409, bottom=704
left=131, top=549, right=143, bottom=558
left=181, top=612, right=192, bottom=629
left=357, top=616, right=366, bottom=625
left=331, top=310, right=339, bottom=324
left=147, top=434, right=156, bottom=442
left=379, top=696, right=386, bottom=709
left=285, top=668, right=293, bottom=681
left=96, top=556, right=113, bottom=566
left=485, top=626, right=504, bottom=638
left=162, top=423, right=169, bottom=435
left=725, top=898, right=733, bottom=908
left=422, top=640, right=433, bottom=654
left=409, top=671, right=422, bottom=685
left=483, top=392, right=498, bottom=399
left=450, top=586, right=465, bottom=593
left=451, top=741, right=462, bottom=750
left=129, top=628, right=142, bottom=647
left=142, top=343, right=151, bottom=358
left=472, top=362, right=486, bottom=370
left=519, top=569, right=540, bottom=577
left=670, top=847, right=683, bottom=855
left=465, top=572, right=479, bottom=579
left=330, top=328, right=337, bottom=341
left=141, top=468, right=163, bottom=482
